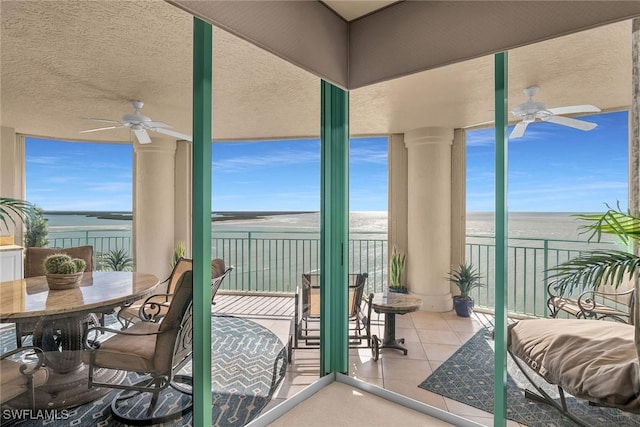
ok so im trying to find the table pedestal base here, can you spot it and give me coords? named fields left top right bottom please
left=9, top=365, right=125, bottom=410
left=378, top=313, right=408, bottom=355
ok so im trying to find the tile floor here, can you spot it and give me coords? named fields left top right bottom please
left=256, top=309, right=526, bottom=427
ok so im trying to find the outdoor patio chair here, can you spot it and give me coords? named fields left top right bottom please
left=507, top=318, right=640, bottom=427
left=288, top=272, right=373, bottom=362
left=547, top=281, right=635, bottom=324
left=117, top=258, right=231, bottom=328
left=16, top=245, right=95, bottom=347
left=84, top=270, right=195, bottom=425
left=1, top=346, right=48, bottom=409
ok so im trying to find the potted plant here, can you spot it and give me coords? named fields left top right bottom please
left=389, top=246, right=407, bottom=293
left=44, top=253, right=87, bottom=289
left=447, top=262, right=484, bottom=317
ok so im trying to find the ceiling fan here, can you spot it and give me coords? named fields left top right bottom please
left=81, top=100, right=192, bottom=144
left=510, top=86, right=600, bottom=139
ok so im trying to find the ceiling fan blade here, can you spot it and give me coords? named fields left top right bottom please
left=82, top=117, right=122, bottom=124
left=80, top=126, right=123, bottom=134
left=133, top=128, right=152, bottom=144
left=509, top=121, right=529, bottom=139
left=152, top=127, right=192, bottom=141
left=546, top=105, right=600, bottom=115
left=144, top=121, right=170, bottom=128
left=545, top=115, right=598, bottom=131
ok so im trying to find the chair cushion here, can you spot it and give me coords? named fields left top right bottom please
left=0, top=359, right=49, bottom=403
left=508, top=318, right=640, bottom=413
left=86, top=321, right=160, bottom=373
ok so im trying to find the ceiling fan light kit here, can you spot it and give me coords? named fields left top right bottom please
left=81, top=100, right=192, bottom=144
left=509, top=86, right=600, bottom=139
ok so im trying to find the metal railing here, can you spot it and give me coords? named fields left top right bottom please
left=48, top=229, right=132, bottom=268
left=47, top=228, right=618, bottom=318
left=211, top=231, right=387, bottom=294
left=466, top=235, right=618, bottom=317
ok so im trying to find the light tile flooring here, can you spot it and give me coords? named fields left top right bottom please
left=254, top=310, right=527, bottom=427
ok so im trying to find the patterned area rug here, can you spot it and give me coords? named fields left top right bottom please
left=418, top=327, right=640, bottom=427
left=2, top=315, right=287, bottom=427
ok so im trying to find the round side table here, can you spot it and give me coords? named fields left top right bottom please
left=371, top=292, right=422, bottom=360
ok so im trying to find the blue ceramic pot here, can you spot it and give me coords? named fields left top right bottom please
left=453, top=296, right=474, bottom=317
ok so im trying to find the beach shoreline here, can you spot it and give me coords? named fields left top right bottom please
left=44, top=210, right=317, bottom=222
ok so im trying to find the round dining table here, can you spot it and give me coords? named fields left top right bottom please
left=0, top=271, right=159, bottom=409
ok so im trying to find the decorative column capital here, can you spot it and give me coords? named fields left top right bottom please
left=404, top=127, right=453, bottom=148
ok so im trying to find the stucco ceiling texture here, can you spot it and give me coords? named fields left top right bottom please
left=0, top=1, right=634, bottom=144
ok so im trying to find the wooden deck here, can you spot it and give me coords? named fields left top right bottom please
left=214, top=292, right=294, bottom=319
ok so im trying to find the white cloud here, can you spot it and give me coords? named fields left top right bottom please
left=212, top=149, right=319, bottom=172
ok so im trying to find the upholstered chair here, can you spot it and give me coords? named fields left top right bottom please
left=117, top=258, right=231, bottom=328
left=117, top=257, right=192, bottom=328
left=84, top=270, right=195, bottom=424
left=1, top=346, right=48, bottom=409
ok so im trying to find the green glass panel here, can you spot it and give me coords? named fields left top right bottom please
left=193, top=17, right=213, bottom=427
left=494, top=51, right=508, bottom=427
left=320, top=80, right=349, bottom=375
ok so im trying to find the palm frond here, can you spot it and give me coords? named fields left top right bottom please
left=574, top=203, right=640, bottom=245
left=548, top=249, right=640, bottom=295
left=0, top=197, right=36, bottom=230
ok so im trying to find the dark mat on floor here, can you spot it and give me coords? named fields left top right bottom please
left=418, top=327, right=640, bottom=427
left=2, top=314, right=286, bottom=426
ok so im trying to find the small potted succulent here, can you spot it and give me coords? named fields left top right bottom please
left=44, top=253, right=87, bottom=290
left=447, top=262, right=484, bottom=317
left=389, top=246, right=407, bottom=293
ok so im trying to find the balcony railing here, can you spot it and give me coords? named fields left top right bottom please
left=47, top=229, right=618, bottom=318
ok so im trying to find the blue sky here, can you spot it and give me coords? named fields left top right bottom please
left=25, top=110, right=628, bottom=213
left=467, top=110, right=628, bottom=212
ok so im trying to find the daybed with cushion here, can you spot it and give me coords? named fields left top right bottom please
left=507, top=318, right=640, bottom=426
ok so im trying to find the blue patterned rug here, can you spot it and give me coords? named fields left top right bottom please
left=2, top=315, right=287, bottom=426
left=418, top=327, right=640, bottom=427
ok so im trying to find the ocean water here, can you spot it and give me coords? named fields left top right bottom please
left=40, top=211, right=608, bottom=316
left=44, top=211, right=588, bottom=239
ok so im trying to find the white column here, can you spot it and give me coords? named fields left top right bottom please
left=0, top=128, right=25, bottom=244
left=405, top=127, right=454, bottom=311
left=387, top=133, right=408, bottom=286
left=450, top=129, right=466, bottom=280
left=133, top=139, right=176, bottom=280
left=174, top=140, right=192, bottom=256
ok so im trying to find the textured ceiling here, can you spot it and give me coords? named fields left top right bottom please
left=0, top=1, right=634, bottom=144
left=322, top=1, right=400, bottom=21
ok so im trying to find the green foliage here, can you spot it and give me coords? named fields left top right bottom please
left=99, top=248, right=133, bottom=272
left=44, top=254, right=85, bottom=274
left=573, top=202, right=640, bottom=246
left=389, top=246, right=406, bottom=289
left=171, top=241, right=186, bottom=268
left=549, top=204, right=640, bottom=295
left=73, top=258, right=86, bottom=273
left=24, top=207, right=48, bottom=247
left=58, top=260, right=79, bottom=274
left=447, top=262, right=484, bottom=301
left=0, top=197, right=35, bottom=231
left=44, top=254, right=72, bottom=273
